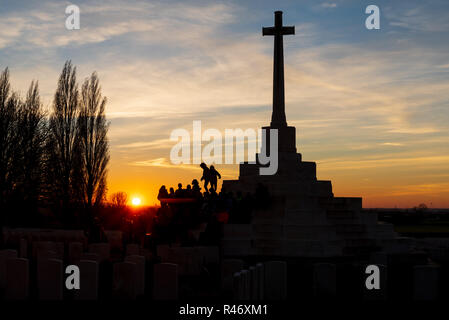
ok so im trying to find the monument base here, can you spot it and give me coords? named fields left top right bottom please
left=221, top=148, right=409, bottom=258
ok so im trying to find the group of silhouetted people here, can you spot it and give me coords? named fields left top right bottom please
left=157, top=163, right=221, bottom=202
left=153, top=161, right=271, bottom=245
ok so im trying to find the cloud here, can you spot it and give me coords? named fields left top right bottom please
left=0, top=0, right=237, bottom=49
left=320, top=3, right=337, bottom=9
left=386, top=4, right=449, bottom=32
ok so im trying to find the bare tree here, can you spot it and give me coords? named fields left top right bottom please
left=46, top=61, right=80, bottom=210
left=76, top=72, right=110, bottom=209
left=110, top=192, right=128, bottom=209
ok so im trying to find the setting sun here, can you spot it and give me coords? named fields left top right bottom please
left=131, top=197, right=141, bottom=206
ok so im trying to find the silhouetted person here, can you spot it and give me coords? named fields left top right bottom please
left=175, top=183, right=184, bottom=198
left=169, top=187, right=175, bottom=198
left=200, top=163, right=211, bottom=191
left=158, top=185, right=168, bottom=200
left=192, top=179, right=201, bottom=193
left=186, top=184, right=192, bottom=197
left=158, top=185, right=169, bottom=207
left=209, top=165, right=221, bottom=191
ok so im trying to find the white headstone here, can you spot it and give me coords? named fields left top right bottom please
left=313, top=263, right=337, bottom=297
left=5, top=258, right=29, bottom=300
left=75, top=260, right=99, bottom=300
left=413, top=265, right=439, bottom=301
left=153, top=263, right=178, bottom=300
left=0, top=249, right=18, bottom=288
left=264, top=261, right=287, bottom=300
left=125, top=255, right=145, bottom=296
left=38, top=258, right=63, bottom=300
left=113, top=262, right=137, bottom=299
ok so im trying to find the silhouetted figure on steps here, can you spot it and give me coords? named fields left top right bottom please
left=200, top=163, right=211, bottom=192
left=209, top=165, right=221, bottom=191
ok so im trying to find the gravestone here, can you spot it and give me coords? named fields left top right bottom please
left=264, top=261, right=287, bottom=300
left=0, top=249, right=18, bottom=288
left=5, top=258, right=29, bottom=300
left=37, top=258, right=63, bottom=300
left=113, top=262, right=137, bottom=299
left=153, top=263, right=178, bottom=300
left=88, top=243, right=110, bottom=262
left=68, top=242, right=83, bottom=264
left=413, top=265, right=439, bottom=300
left=75, top=260, right=99, bottom=300
left=313, top=263, right=337, bottom=298
left=126, top=244, right=140, bottom=256
left=125, top=255, right=145, bottom=296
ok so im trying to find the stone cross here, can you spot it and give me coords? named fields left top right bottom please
left=263, top=11, right=295, bottom=128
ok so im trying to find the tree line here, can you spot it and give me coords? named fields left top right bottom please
left=0, top=61, right=109, bottom=227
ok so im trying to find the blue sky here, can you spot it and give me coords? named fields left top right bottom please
left=1, top=0, right=448, bottom=206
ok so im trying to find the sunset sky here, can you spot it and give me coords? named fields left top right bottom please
left=1, top=0, right=448, bottom=207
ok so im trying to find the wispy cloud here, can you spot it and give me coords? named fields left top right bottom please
left=320, top=3, right=337, bottom=9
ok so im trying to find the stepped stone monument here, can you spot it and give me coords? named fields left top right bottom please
left=221, top=11, right=411, bottom=258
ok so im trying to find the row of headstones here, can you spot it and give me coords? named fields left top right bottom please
left=1, top=247, right=180, bottom=300
left=14, top=238, right=142, bottom=264
left=229, top=261, right=286, bottom=300
left=2, top=229, right=87, bottom=247
left=228, top=261, right=442, bottom=301
left=3, top=229, right=126, bottom=253
left=156, top=245, right=219, bottom=276
left=312, top=263, right=441, bottom=301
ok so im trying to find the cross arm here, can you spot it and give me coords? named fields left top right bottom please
left=281, top=26, right=295, bottom=35
left=262, top=27, right=276, bottom=36
left=262, top=26, right=295, bottom=36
